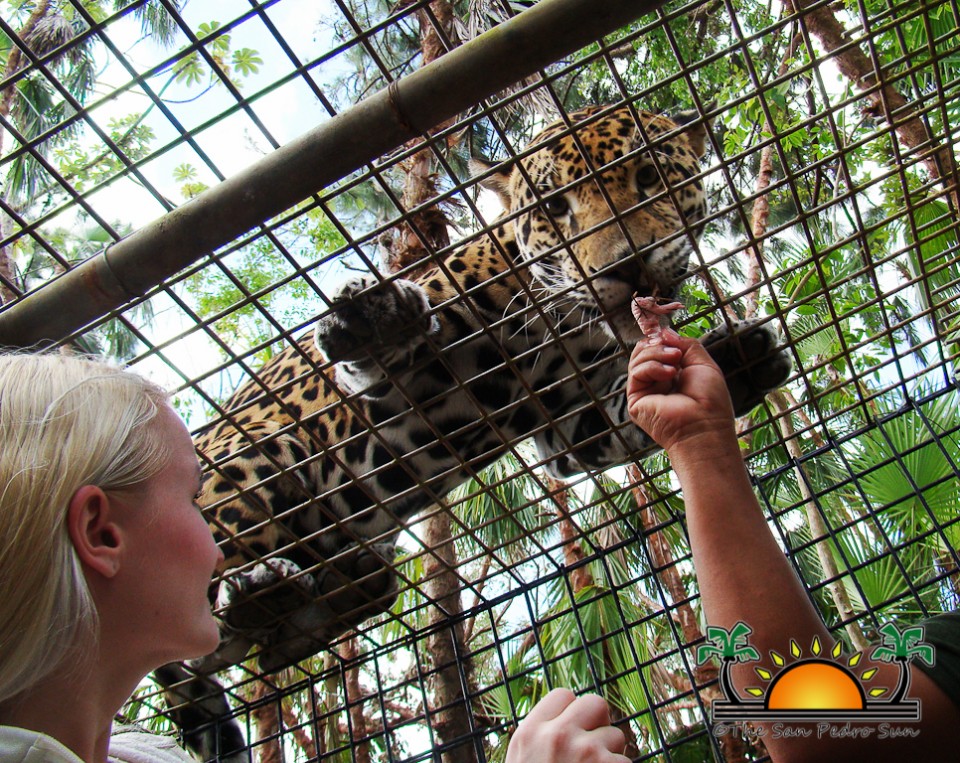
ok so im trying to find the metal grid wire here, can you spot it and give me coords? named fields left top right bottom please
left=2, top=0, right=959, bottom=760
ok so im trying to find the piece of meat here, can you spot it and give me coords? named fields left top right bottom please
left=631, top=294, right=684, bottom=346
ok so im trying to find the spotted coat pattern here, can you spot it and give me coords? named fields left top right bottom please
left=161, top=106, right=791, bottom=761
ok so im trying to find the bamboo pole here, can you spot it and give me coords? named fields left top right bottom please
left=0, top=0, right=666, bottom=349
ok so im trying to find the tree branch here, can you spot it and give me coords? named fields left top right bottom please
left=786, top=0, right=960, bottom=213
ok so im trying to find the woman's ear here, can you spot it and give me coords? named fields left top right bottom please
left=67, top=485, right=123, bottom=579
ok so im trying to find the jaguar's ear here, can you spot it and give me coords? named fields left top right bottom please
left=669, top=106, right=713, bottom=159
left=469, top=156, right=513, bottom=210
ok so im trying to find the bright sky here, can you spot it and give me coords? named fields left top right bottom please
left=66, top=1, right=370, bottom=408
left=87, top=0, right=345, bottom=229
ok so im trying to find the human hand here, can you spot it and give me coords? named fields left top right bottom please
left=505, top=688, right=629, bottom=763
left=625, top=329, right=737, bottom=453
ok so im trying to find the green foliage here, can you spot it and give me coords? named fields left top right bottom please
left=52, top=115, right=156, bottom=193
left=1, top=1, right=184, bottom=203
left=849, top=0, right=960, bottom=119
left=846, top=390, right=960, bottom=552
left=0, top=0, right=186, bottom=358
left=5, top=0, right=960, bottom=755
left=118, top=0, right=181, bottom=46
left=773, top=388, right=960, bottom=624
left=173, top=21, right=231, bottom=86
left=117, top=677, right=180, bottom=733
left=898, top=195, right=960, bottom=336
left=173, top=162, right=209, bottom=199
left=182, top=210, right=342, bottom=362
left=660, top=721, right=722, bottom=763
left=449, top=450, right=551, bottom=562
left=231, top=47, right=263, bottom=78
left=8, top=220, right=154, bottom=359
left=537, top=582, right=662, bottom=744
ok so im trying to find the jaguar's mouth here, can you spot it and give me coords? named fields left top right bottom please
left=565, top=256, right=675, bottom=342
left=613, top=266, right=655, bottom=293
left=539, top=252, right=667, bottom=321
left=587, top=259, right=659, bottom=307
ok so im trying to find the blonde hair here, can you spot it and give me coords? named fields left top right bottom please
left=0, top=352, right=170, bottom=704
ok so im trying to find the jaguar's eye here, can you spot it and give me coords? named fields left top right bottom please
left=542, top=194, right=570, bottom=217
left=636, top=164, right=661, bottom=188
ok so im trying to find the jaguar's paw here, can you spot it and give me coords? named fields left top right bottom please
left=314, top=275, right=439, bottom=363
left=701, top=319, right=792, bottom=416
left=254, top=543, right=400, bottom=673
left=215, top=557, right=317, bottom=638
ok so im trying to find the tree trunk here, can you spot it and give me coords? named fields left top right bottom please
left=422, top=506, right=477, bottom=763
left=0, top=214, right=18, bottom=307
left=249, top=680, right=282, bottom=763
left=385, top=0, right=461, bottom=275
left=281, top=697, right=317, bottom=760
left=548, top=477, right=595, bottom=591
left=384, top=4, right=476, bottom=759
left=340, top=637, right=372, bottom=763
left=743, top=30, right=800, bottom=321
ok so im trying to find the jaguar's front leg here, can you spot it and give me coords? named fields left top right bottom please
left=187, top=558, right=316, bottom=674
left=533, top=377, right=657, bottom=477
left=314, top=275, right=440, bottom=393
left=533, top=320, right=793, bottom=476
left=255, top=542, right=399, bottom=672
left=701, top=318, right=793, bottom=416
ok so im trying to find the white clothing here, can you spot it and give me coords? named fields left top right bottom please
left=0, top=725, right=194, bottom=763
left=0, top=726, right=80, bottom=763
left=108, top=727, right=194, bottom=763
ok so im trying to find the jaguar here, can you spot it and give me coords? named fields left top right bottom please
left=157, top=104, right=792, bottom=761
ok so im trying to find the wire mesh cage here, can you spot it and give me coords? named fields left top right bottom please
left=1, top=0, right=959, bottom=761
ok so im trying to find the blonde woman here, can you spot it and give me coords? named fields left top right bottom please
left=0, top=353, right=221, bottom=763
left=0, top=352, right=627, bottom=763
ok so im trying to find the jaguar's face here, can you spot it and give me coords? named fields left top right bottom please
left=475, top=106, right=708, bottom=339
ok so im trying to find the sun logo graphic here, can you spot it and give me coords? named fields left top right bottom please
left=697, top=622, right=934, bottom=724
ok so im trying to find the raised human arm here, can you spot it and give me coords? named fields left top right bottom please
left=626, top=331, right=960, bottom=762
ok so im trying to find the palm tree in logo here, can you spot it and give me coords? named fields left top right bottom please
left=871, top=623, right=934, bottom=703
left=697, top=622, right=761, bottom=704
